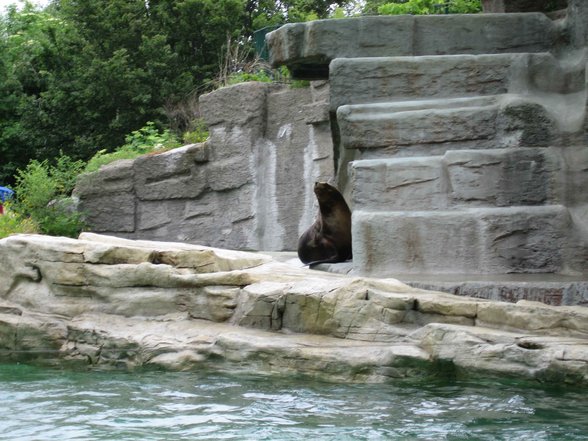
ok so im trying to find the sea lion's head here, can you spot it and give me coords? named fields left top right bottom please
left=314, top=182, right=336, bottom=200
left=313, top=182, right=346, bottom=206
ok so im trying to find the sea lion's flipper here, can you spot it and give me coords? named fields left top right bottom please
left=306, top=253, right=343, bottom=268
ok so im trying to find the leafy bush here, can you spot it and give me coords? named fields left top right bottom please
left=226, top=69, right=273, bottom=85
left=378, top=0, right=481, bottom=15
left=36, top=201, right=85, bottom=238
left=49, top=153, right=86, bottom=195
left=124, top=121, right=180, bottom=153
left=13, top=160, right=58, bottom=218
left=11, top=158, right=85, bottom=238
left=85, top=122, right=180, bottom=173
left=182, top=119, right=209, bottom=144
left=0, top=203, right=39, bottom=239
left=84, top=146, right=147, bottom=174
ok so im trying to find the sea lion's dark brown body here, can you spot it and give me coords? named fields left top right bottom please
left=297, top=182, right=352, bottom=265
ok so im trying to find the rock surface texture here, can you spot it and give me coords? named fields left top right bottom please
left=74, top=5, right=588, bottom=304
left=1, top=233, right=587, bottom=384
left=75, top=82, right=334, bottom=252
left=268, top=1, right=588, bottom=284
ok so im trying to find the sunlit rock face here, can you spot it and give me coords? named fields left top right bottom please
left=1, top=233, right=587, bottom=384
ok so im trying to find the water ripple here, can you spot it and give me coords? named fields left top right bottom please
left=0, top=365, right=587, bottom=440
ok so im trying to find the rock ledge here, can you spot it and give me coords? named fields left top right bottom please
left=1, top=233, right=587, bottom=384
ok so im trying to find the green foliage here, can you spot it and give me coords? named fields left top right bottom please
left=331, top=7, right=347, bottom=18
left=85, top=122, right=180, bottom=173
left=11, top=157, right=85, bottom=238
left=248, top=1, right=352, bottom=31
left=36, top=201, right=85, bottom=238
left=13, top=160, right=58, bottom=217
left=124, top=121, right=180, bottom=153
left=227, top=69, right=273, bottom=84
left=0, top=0, right=359, bottom=187
left=182, top=119, right=209, bottom=144
left=289, top=78, right=311, bottom=88
left=51, top=153, right=86, bottom=195
left=378, top=0, right=481, bottom=15
left=0, top=203, right=39, bottom=239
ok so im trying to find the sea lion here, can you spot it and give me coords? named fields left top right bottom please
left=297, top=182, right=352, bottom=266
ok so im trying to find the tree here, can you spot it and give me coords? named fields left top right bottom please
left=0, top=0, right=360, bottom=186
left=244, top=0, right=352, bottom=33
left=0, top=2, right=89, bottom=184
left=375, top=0, right=481, bottom=15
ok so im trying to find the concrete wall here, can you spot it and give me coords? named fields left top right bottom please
left=267, top=2, right=588, bottom=277
left=75, top=82, right=334, bottom=251
left=76, top=2, right=588, bottom=281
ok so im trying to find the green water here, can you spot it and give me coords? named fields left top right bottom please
left=1, top=364, right=586, bottom=441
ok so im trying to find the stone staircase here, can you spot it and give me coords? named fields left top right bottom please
left=267, top=4, right=588, bottom=301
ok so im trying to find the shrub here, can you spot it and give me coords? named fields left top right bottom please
left=13, top=160, right=58, bottom=218
left=36, top=201, right=85, bottom=238
left=85, top=122, right=181, bottom=173
left=11, top=158, right=86, bottom=238
left=182, top=118, right=209, bottom=144
left=226, top=69, right=273, bottom=85
left=50, top=153, right=86, bottom=195
left=378, top=0, right=481, bottom=15
left=0, top=203, right=39, bottom=239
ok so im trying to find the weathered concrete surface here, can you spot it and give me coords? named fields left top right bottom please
left=329, top=52, right=584, bottom=111
left=352, top=206, right=571, bottom=275
left=402, top=274, right=588, bottom=306
left=350, top=148, right=562, bottom=211
left=1, top=233, right=587, bottom=384
left=75, top=82, right=335, bottom=252
left=337, top=95, right=558, bottom=153
left=267, top=13, right=557, bottom=79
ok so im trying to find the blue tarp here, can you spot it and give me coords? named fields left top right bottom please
left=0, top=186, right=14, bottom=203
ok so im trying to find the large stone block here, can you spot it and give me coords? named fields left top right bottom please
left=568, top=0, right=588, bottom=48
left=350, top=157, right=448, bottom=211
left=561, top=146, right=588, bottom=207
left=353, top=206, right=571, bottom=276
left=267, top=14, right=556, bottom=79
left=329, top=53, right=549, bottom=110
left=479, top=205, right=570, bottom=273
left=78, top=192, right=136, bottom=233
left=353, top=211, right=481, bottom=275
left=496, top=100, right=556, bottom=147
left=206, top=126, right=259, bottom=161
left=338, top=99, right=499, bottom=150
left=74, top=159, right=134, bottom=197
left=206, top=156, right=254, bottom=192
left=338, top=95, right=560, bottom=153
left=199, top=82, right=277, bottom=130
left=136, top=200, right=186, bottom=233
left=446, top=148, right=562, bottom=207
left=262, top=86, right=334, bottom=250
left=134, top=145, right=208, bottom=201
left=351, top=148, right=563, bottom=212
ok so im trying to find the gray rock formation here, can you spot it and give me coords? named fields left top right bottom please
left=75, top=82, right=334, bottom=252
left=74, top=4, right=588, bottom=304
left=1, top=233, right=587, bottom=384
left=268, top=0, right=588, bottom=282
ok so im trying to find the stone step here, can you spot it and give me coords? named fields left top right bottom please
left=267, top=14, right=557, bottom=79
left=329, top=52, right=581, bottom=111
left=352, top=205, right=570, bottom=276
left=350, top=148, right=563, bottom=211
left=399, top=273, right=588, bottom=307
left=337, top=95, right=556, bottom=153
